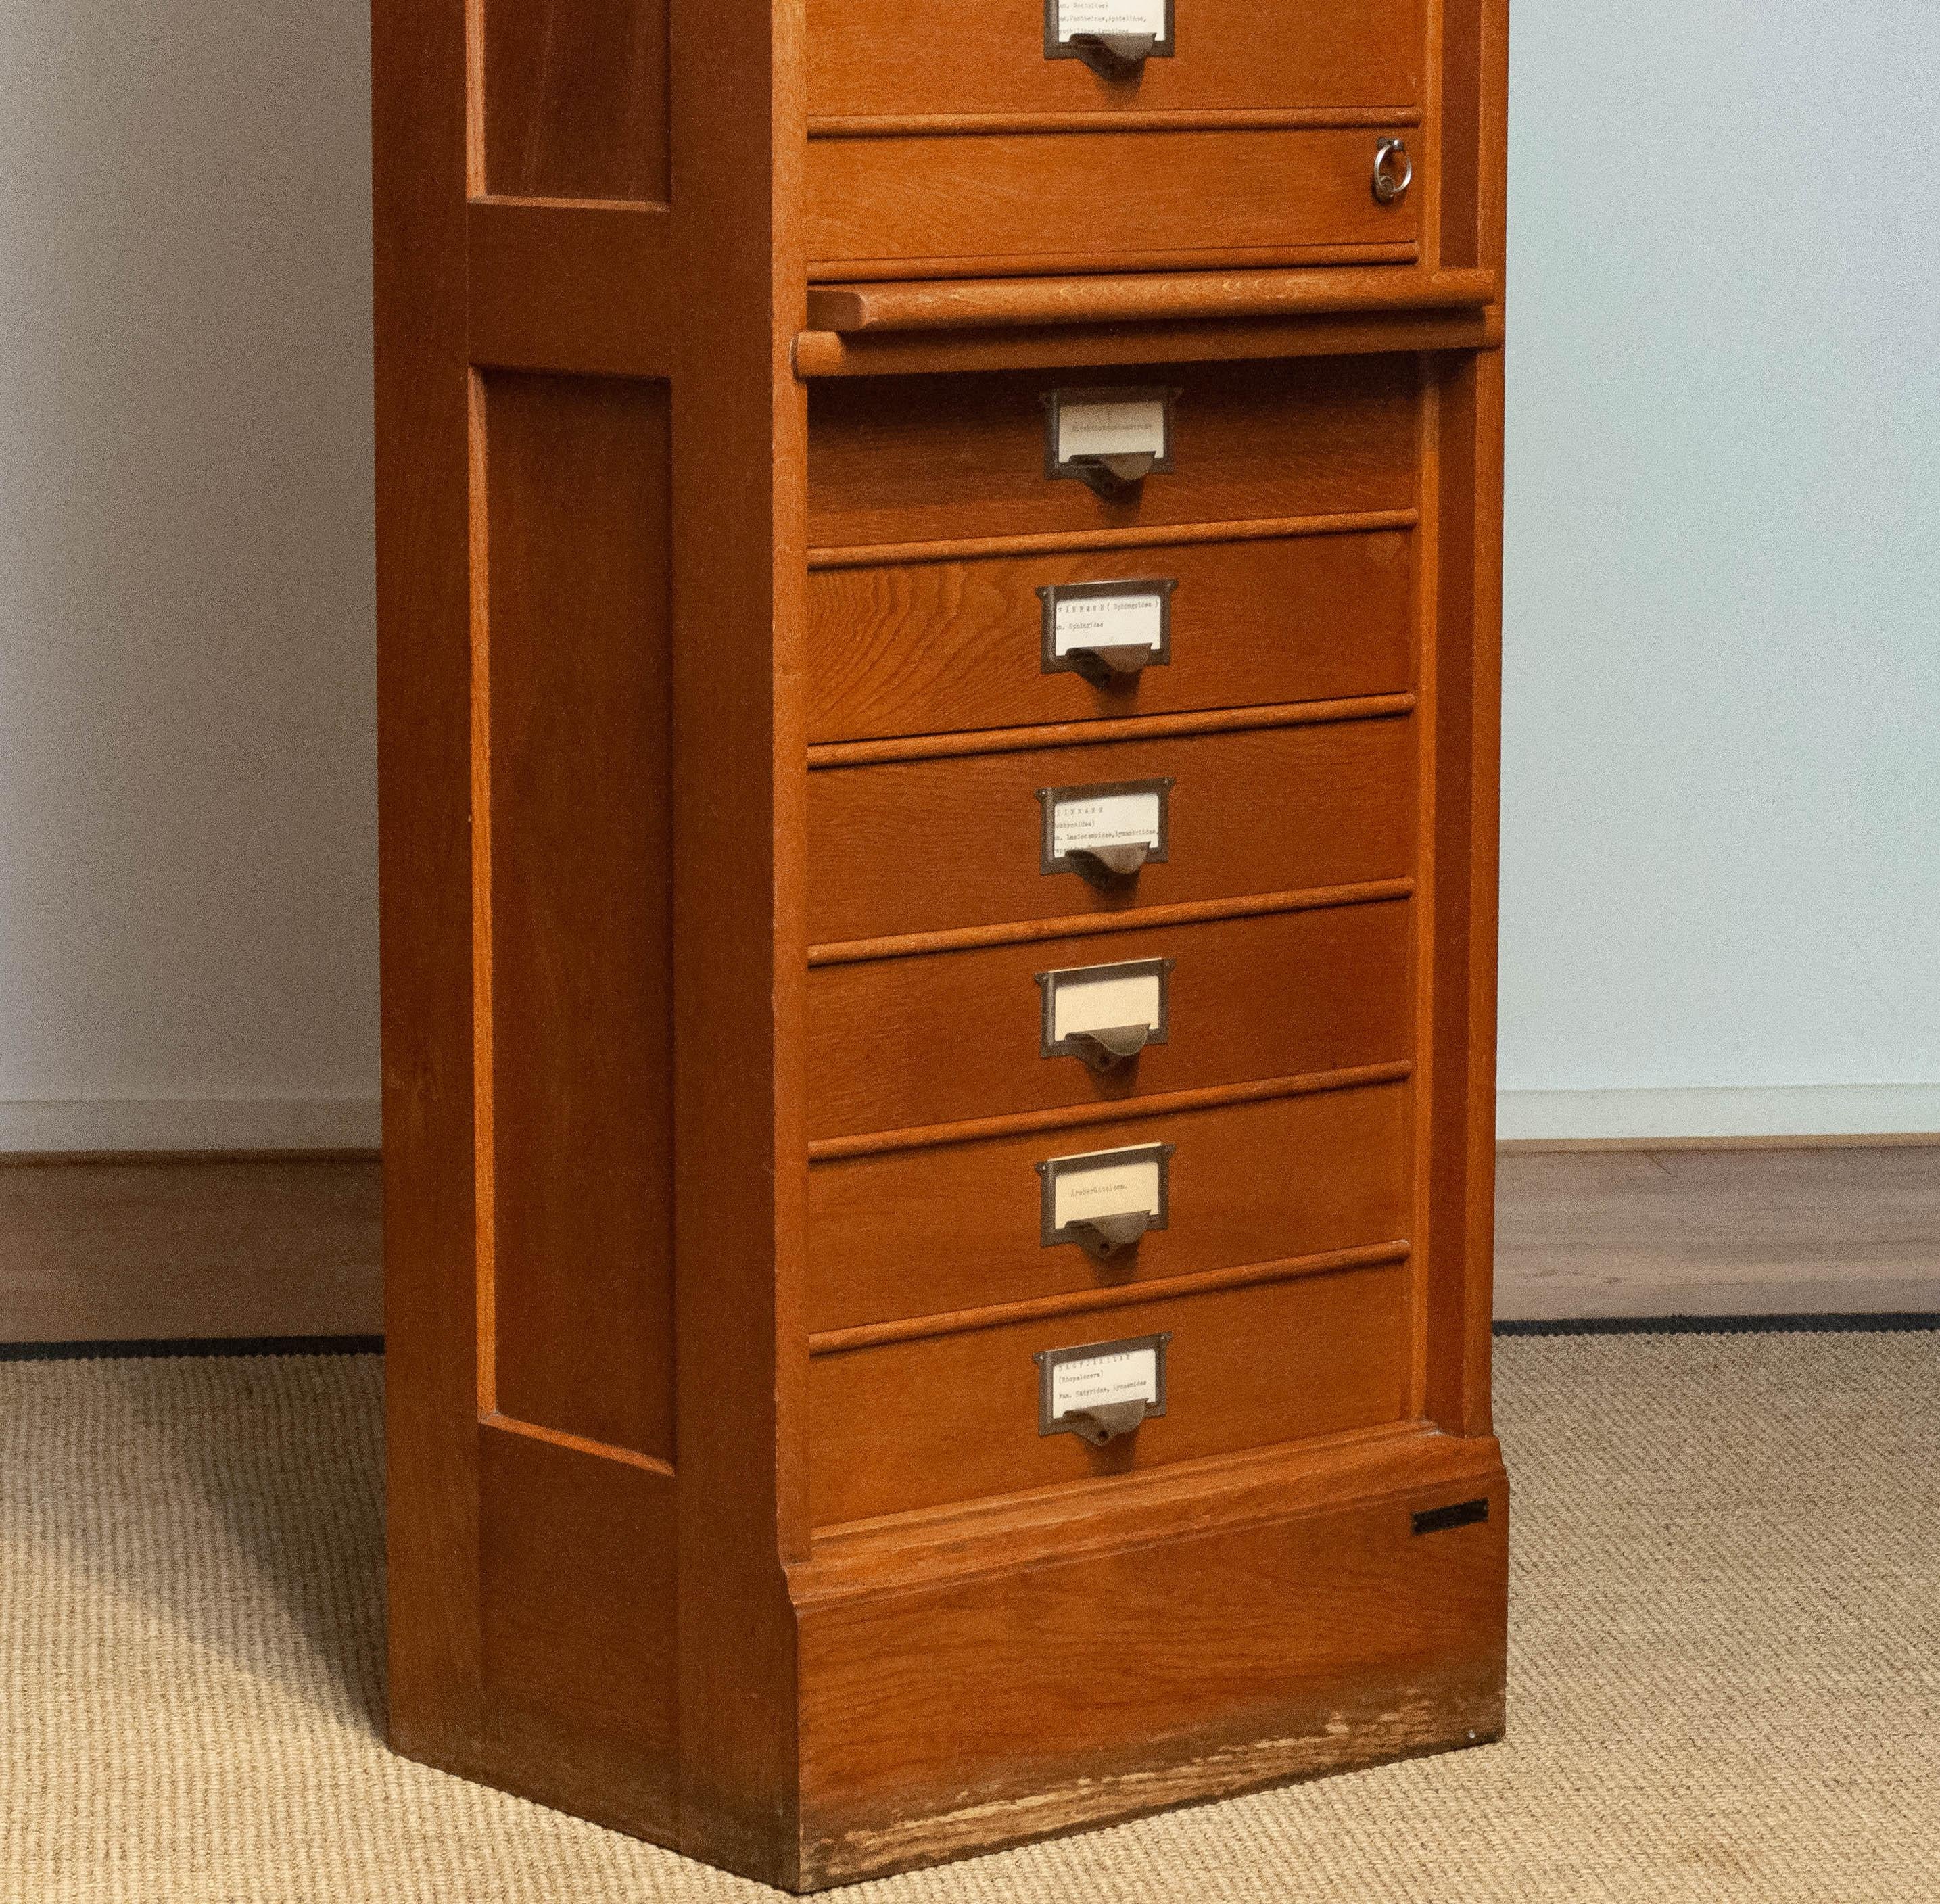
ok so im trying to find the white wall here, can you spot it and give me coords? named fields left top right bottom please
left=1498, top=0, right=1940, bottom=1137
left=0, top=3, right=1933, bottom=1149
left=0, top=1, right=379, bottom=1149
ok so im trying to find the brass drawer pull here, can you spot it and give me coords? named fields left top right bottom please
left=1065, top=1023, right=1152, bottom=1072
left=1067, top=32, right=1156, bottom=80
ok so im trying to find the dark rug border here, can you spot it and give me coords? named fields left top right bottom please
left=0, top=1335, right=386, bottom=1363
left=3, top=1315, right=1936, bottom=1363
left=1495, top=1313, right=1939, bottom=1338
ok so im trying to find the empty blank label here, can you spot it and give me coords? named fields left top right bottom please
left=1050, top=964, right=1164, bottom=1041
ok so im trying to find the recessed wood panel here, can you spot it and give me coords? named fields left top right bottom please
left=797, top=1450, right=1506, bottom=1885
left=807, top=714, right=1417, bottom=947
left=807, top=130, right=1418, bottom=279
left=808, top=899, right=1412, bottom=1141
left=481, top=0, right=670, bottom=203
left=807, top=529, right=1415, bottom=745
left=809, top=1261, right=1409, bottom=1525
left=479, top=1424, right=677, bottom=1792
left=481, top=372, right=674, bottom=1461
left=809, top=1081, right=1411, bottom=1333
left=808, top=356, right=1419, bottom=550
left=807, top=0, right=1423, bottom=120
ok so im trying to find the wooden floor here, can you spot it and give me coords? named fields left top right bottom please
left=1, top=1145, right=1935, bottom=1343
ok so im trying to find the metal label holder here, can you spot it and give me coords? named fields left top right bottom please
left=1037, top=776, right=1173, bottom=882
left=1043, top=386, right=1179, bottom=494
left=1036, top=1141, right=1174, bottom=1255
left=1035, top=955, right=1173, bottom=1070
left=1038, top=577, right=1177, bottom=684
left=1035, top=1331, right=1173, bottom=1442
left=1043, top=0, right=1177, bottom=73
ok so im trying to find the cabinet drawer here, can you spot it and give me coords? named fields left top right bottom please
left=808, top=713, right=1415, bottom=947
left=809, top=1258, right=1408, bottom=1526
left=807, top=527, right=1413, bottom=745
left=809, top=899, right=1409, bottom=1142
left=809, top=1080, right=1408, bottom=1333
left=807, top=0, right=1423, bottom=122
left=808, top=357, right=1418, bottom=552
left=807, top=128, right=1419, bottom=279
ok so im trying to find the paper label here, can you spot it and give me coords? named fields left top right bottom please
left=1055, top=0, right=1167, bottom=45
left=1053, top=590, right=1165, bottom=658
left=1049, top=1150, right=1164, bottom=1233
left=1056, top=397, right=1168, bottom=465
left=1050, top=788, right=1162, bottom=860
left=1050, top=965, right=1164, bottom=1043
left=1050, top=1345, right=1160, bottom=1421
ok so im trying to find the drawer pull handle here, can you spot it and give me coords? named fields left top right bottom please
left=1068, top=32, right=1156, bottom=80
left=1373, top=137, right=1413, bottom=206
left=1073, top=450, right=1156, bottom=496
left=1066, top=641, right=1157, bottom=685
left=1071, top=841, right=1151, bottom=882
left=1066, top=1212, right=1151, bottom=1263
left=1066, top=1023, right=1152, bottom=1073
left=1064, top=1398, right=1150, bottom=1445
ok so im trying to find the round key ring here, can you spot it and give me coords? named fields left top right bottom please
left=1373, top=137, right=1414, bottom=206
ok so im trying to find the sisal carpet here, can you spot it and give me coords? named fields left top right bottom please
left=1, top=1331, right=1935, bottom=1903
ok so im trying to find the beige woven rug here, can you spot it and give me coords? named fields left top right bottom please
left=1, top=1331, right=1934, bottom=1903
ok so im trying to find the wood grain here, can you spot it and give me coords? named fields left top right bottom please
left=808, top=354, right=1419, bottom=549
left=807, top=898, right=1412, bottom=1141
left=808, top=713, right=1417, bottom=944
left=806, top=0, right=1423, bottom=122
left=793, top=306, right=1502, bottom=378
left=477, top=371, right=674, bottom=1462
left=807, top=129, right=1419, bottom=278
left=795, top=1438, right=1505, bottom=1886
left=479, top=0, right=669, bottom=202
left=1496, top=1145, right=1940, bottom=1320
left=808, top=1080, right=1411, bottom=1333
left=806, top=527, right=1415, bottom=745
left=806, top=266, right=1493, bottom=334
left=467, top=200, right=673, bottom=377
left=809, top=1260, right=1409, bottom=1526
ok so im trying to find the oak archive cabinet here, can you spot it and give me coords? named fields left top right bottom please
left=373, top=0, right=1509, bottom=1888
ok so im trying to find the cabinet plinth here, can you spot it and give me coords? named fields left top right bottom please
left=375, top=0, right=1508, bottom=1887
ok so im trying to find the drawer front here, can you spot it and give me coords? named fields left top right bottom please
left=807, top=527, right=1413, bottom=745
left=807, top=0, right=1423, bottom=121
left=808, top=715, right=1415, bottom=947
left=809, top=1260, right=1408, bottom=1525
left=807, top=129, right=1419, bottom=279
left=809, top=1081, right=1409, bottom=1333
left=809, top=899, right=1410, bottom=1141
left=808, top=358, right=1418, bottom=551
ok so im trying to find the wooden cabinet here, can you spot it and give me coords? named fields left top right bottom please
left=375, top=0, right=1508, bottom=1888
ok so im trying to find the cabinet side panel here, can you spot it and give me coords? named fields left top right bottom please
left=481, top=0, right=671, bottom=203
left=481, top=371, right=676, bottom=1462
left=375, top=0, right=483, bottom=1756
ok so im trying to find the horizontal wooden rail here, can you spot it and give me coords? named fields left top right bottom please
left=807, top=266, right=1496, bottom=336
left=807, top=1061, right=1413, bottom=1162
left=809, top=694, right=1415, bottom=771
left=809, top=879, right=1417, bottom=968
left=809, top=508, right=1419, bottom=573
left=808, top=108, right=1423, bottom=140
left=809, top=1240, right=1411, bottom=1357
left=793, top=306, right=1502, bottom=379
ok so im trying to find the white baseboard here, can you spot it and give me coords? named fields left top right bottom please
left=0, top=1097, right=382, bottom=1155
left=1498, top=1083, right=1940, bottom=1144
